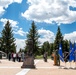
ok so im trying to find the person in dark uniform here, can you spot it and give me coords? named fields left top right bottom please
left=43, top=52, right=47, bottom=62
left=56, top=50, right=60, bottom=66
left=8, top=52, right=11, bottom=61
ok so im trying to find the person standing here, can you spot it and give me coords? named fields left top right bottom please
left=56, top=49, right=60, bottom=66
left=21, top=52, right=25, bottom=62
left=16, top=53, right=18, bottom=61
left=18, top=52, right=21, bottom=62
left=13, top=52, right=16, bottom=62
left=43, top=52, right=47, bottom=62
left=8, top=52, right=11, bottom=61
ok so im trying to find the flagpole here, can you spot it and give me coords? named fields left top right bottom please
left=64, top=62, right=66, bottom=68
left=70, top=62, right=71, bottom=68
left=63, top=51, right=67, bottom=69
left=64, top=60, right=67, bottom=69
left=74, top=62, right=76, bottom=69
left=59, top=56, right=61, bottom=69
left=74, top=51, right=76, bottom=69
left=69, top=62, right=72, bottom=69
left=69, top=42, right=74, bottom=69
left=58, top=43, right=64, bottom=69
left=58, top=55, right=64, bottom=69
left=63, top=57, right=68, bottom=69
left=73, top=55, right=76, bottom=69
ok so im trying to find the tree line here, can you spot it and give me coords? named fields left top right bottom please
left=0, top=21, right=70, bottom=57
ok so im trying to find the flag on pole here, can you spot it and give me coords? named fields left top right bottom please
left=58, top=43, right=64, bottom=62
left=73, top=42, right=76, bottom=62
left=69, top=42, right=74, bottom=62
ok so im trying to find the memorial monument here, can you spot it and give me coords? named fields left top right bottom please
left=21, top=39, right=35, bottom=68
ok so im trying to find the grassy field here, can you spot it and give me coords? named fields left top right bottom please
left=35, top=55, right=52, bottom=59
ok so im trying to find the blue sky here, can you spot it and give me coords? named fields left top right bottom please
left=0, top=0, right=76, bottom=52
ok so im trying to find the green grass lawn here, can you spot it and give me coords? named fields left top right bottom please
left=35, top=55, right=51, bottom=59
left=35, top=55, right=43, bottom=59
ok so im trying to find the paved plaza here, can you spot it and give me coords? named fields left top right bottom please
left=0, top=59, right=76, bottom=75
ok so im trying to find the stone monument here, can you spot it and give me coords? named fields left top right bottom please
left=21, top=39, right=35, bottom=68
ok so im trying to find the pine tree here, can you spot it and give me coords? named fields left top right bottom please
left=63, top=40, right=69, bottom=52
left=0, top=37, right=1, bottom=51
left=1, top=21, right=16, bottom=54
left=50, top=43, right=54, bottom=55
left=41, top=41, right=50, bottom=56
left=53, top=26, right=63, bottom=66
left=25, top=21, right=40, bottom=56
left=54, top=26, right=63, bottom=50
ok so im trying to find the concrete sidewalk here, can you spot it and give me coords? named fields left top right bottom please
left=0, top=59, right=76, bottom=75
left=26, top=59, right=76, bottom=75
left=0, top=59, right=22, bottom=75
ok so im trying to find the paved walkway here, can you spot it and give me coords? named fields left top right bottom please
left=26, top=59, right=76, bottom=75
left=0, top=59, right=76, bottom=75
left=0, top=59, right=22, bottom=75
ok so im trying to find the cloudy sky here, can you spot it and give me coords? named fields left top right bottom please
left=0, top=0, right=76, bottom=52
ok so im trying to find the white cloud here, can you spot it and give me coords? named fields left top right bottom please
left=0, top=18, right=18, bottom=28
left=22, top=0, right=76, bottom=25
left=0, top=18, right=26, bottom=36
left=38, top=28, right=55, bottom=45
left=0, top=7, right=5, bottom=16
left=13, top=28, right=27, bottom=36
left=0, top=0, right=22, bottom=16
left=64, top=31, right=76, bottom=42
left=0, top=0, right=22, bottom=8
left=15, top=38, right=26, bottom=52
left=13, top=0, right=22, bottom=3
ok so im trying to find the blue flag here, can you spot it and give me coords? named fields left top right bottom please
left=73, top=43, right=76, bottom=62
left=58, top=43, right=64, bottom=62
left=69, top=42, right=74, bottom=62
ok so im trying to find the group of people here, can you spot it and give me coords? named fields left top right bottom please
left=8, top=52, right=25, bottom=62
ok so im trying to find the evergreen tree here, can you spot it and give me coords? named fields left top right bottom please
left=53, top=26, right=63, bottom=65
left=40, top=44, right=45, bottom=55
left=54, top=26, right=63, bottom=51
left=50, top=43, right=54, bottom=55
left=1, top=21, right=16, bottom=54
left=0, top=37, right=1, bottom=51
left=63, top=40, right=69, bottom=53
left=25, top=21, right=40, bottom=56
left=41, top=41, right=50, bottom=56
